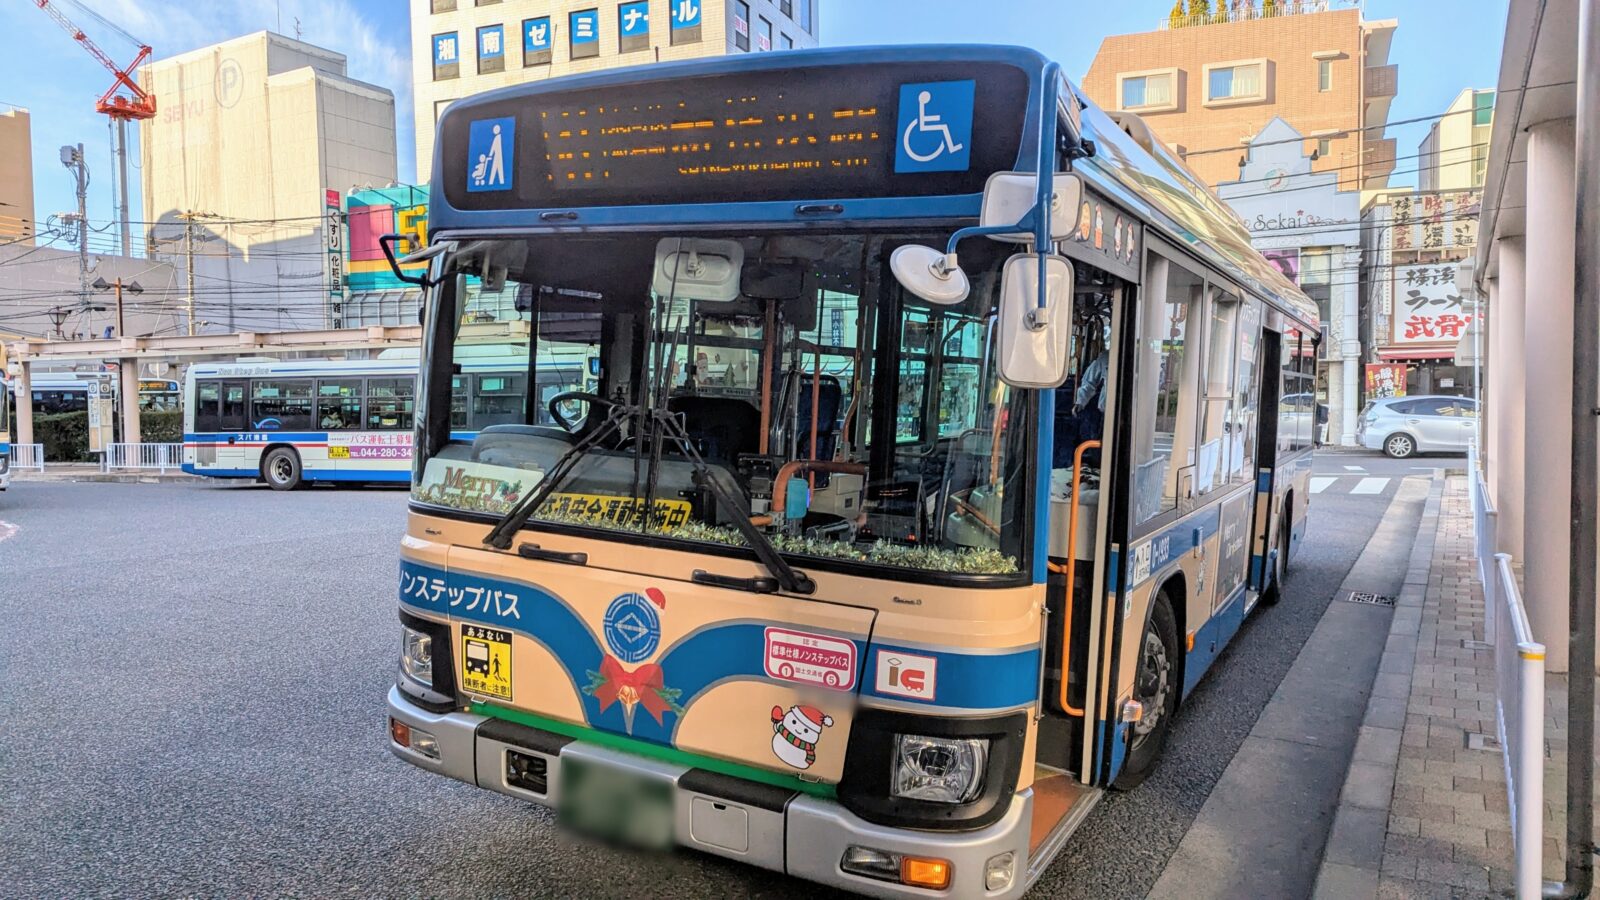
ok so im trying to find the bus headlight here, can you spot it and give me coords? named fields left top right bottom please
left=891, top=735, right=988, bottom=804
left=401, top=626, right=433, bottom=687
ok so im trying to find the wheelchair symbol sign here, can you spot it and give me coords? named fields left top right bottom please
left=895, top=80, right=976, bottom=174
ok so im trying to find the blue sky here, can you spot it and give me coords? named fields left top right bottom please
left=5, top=0, right=1509, bottom=248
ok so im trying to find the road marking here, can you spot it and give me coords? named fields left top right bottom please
left=0, top=520, right=17, bottom=544
left=1350, top=477, right=1391, bottom=495
left=1311, top=476, right=1339, bottom=494
left=1343, top=465, right=1366, bottom=472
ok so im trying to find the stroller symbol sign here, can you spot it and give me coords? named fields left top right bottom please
left=467, top=117, right=515, bottom=193
left=895, top=80, right=975, bottom=174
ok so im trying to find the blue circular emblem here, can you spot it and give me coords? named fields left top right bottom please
left=603, top=593, right=661, bottom=663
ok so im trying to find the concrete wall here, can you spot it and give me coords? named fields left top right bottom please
left=1082, top=8, right=1388, bottom=190
left=0, top=107, right=36, bottom=245
left=0, top=243, right=181, bottom=340
left=410, top=0, right=820, bottom=179
left=1417, top=88, right=1492, bottom=192
left=137, top=32, right=397, bottom=332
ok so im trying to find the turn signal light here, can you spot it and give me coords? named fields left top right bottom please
left=900, top=856, right=952, bottom=890
left=389, top=717, right=411, bottom=747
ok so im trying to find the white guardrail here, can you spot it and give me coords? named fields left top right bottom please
left=11, top=443, right=44, bottom=472
left=1467, top=444, right=1546, bottom=900
left=101, top=442, right=183, bottom=473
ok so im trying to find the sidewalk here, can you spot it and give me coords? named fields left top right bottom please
left=11, top=463, right=203, bottom=484
left=1314, top=471, right=1588, bottom=899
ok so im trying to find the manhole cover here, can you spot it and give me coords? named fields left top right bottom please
left=1346, top=591, right=1397, bottom=607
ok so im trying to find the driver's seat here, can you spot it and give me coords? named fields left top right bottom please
left=666, top=396, right=761, bottom=467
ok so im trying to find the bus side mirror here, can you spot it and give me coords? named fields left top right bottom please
left=996, top=253, right=1074, bottom=389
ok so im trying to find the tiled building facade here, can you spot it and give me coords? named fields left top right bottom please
left=411, top=0, right=820, bottom=179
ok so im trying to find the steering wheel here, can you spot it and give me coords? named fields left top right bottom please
left=548, top=391, right=614, bottom=433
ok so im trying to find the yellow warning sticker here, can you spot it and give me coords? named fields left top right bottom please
left=328, top=447, right=351, bottom=459
left=461, top=625, right=513, bottom=700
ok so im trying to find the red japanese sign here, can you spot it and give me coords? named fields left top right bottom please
left=1390, top=263, right=1476, bottom=345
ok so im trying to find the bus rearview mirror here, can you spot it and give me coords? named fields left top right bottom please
left=889, top=244, right=970, bottom=306
left=979, top=172, right=1083, bottom=244
left=996, top=253, right=1074, bottom=389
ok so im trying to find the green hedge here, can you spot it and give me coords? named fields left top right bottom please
left=35, top=412, right=91, bottom=462
left=32, top=409, right=185, bottom=462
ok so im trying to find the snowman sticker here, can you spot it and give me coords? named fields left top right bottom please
left=770, top=704, right=833, bottom=770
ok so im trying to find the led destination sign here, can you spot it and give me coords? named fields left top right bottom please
left=441, top=62, right=1030, bottom=210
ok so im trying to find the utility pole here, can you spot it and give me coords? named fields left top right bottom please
left=61, top=144, right=89, bottom=315
left=183, top=214, right=196, bottom=336
left=116, top=120, right=130, bottom=256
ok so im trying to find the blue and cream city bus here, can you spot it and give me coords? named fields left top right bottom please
left=181, top=353, right=593, bottom=488
left=385, top=45, right=1317, bottom=897
left=0, top=355, right=10, bottom=492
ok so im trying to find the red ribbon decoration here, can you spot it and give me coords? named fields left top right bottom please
left=593, top=656, right=672, bottom=724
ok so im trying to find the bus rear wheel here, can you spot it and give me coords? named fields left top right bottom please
left=262, top=447, right=304, bottom=491
left=1113, top=591, right=1179, bottom=790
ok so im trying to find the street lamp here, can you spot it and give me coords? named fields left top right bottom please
left=91, top=276, right=143, bottom=338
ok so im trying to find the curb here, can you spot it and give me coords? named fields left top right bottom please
left=12, top=472, right=207, bottom=484
left=1310, top=469, right=1447, bottom=900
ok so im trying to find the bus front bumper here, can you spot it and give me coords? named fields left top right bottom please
left=387, top=686, right=1036, bottom=898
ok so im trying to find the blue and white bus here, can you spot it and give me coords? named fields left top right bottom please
left=182, top=354, right=593, bottom=488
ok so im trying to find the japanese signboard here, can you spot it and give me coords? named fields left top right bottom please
left=1366, top=364, right=1407, bottom=399
left=432, top=32, right=459, bottom=80
left=1390, top=264, right=1475, bottom=345
left=1390, top=191, right=1481, bottom=252
left=523, top=17, right=552, bottom=65
left=570, top=9, right=599, bottom=59
left=670, top=0, right=702, bottom=43
left=326, top=189, right=345, bottom=329
left=619, top=1, right=650, bottom=52
left=477, top=25, right=505, bottom=74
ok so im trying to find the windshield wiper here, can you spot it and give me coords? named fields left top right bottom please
left=482, top=406, right=631, bottom=550
left=643, top=408, right=815, bottom=596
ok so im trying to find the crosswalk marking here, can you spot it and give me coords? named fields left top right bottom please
left=1311, top=476, right=1339, bottom=494
left=1350, top=477, right=1391, bottom=495
left=1343, top=465, right=1366, bottom=472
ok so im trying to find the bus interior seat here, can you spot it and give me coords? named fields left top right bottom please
left=793, top=373, right=844, bottom=481
left=666, top=395, right=761, bottom=467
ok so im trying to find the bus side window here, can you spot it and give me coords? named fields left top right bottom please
left=367, top=378, right=416, bottom=430
left=195, top=381, right=223, bottom=432
left=1196, top=287, right=1239, bottom=496
left=1131, top=253, right=1203, bottom=525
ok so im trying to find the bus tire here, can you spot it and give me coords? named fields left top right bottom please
left=1262, top=500, right=1292, bottom=606
left=262, top=447, right=304, bottom=491
left=1113, top=591, right=1179, bottom=790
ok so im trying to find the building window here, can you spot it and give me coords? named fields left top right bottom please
left=757, top=16, right=772, bottom=51
left=431, top=0, right=456, bottom=12
left=797, top=0, right=813, bottom=34
left=432, top=32, right=460, bottom=81
left=1473, top=91, right=1495, bottom=126
left=523, top=17, right=553, bottom=65
left=669, top=0, right=702, bottom=45
left=1316, top=138, right=1332, bottom=158
left=570, top=8, right=600, bottom=59
left=732, top=0, right=750, bottom=51
left=477, top=25, right=505, bottom=74
left=781, top=33, right=793, bottom=50
left=619, top=0, right=650, bottom=52
left=779, top=0, right=793, bottom=16
left=475, top=0, right=501, bottom=4
left=1318, top=59, right=1333, bottom=92
left=1205, top=60, right=1266, bottom=104
left=1120, top=72, right=1175, bottom=111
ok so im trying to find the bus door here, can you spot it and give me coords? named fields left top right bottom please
left=213, top=380, right=250, bottom=471
left=1251, top=329, right=1283, bottom=591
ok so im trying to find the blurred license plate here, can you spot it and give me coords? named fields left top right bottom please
left=559, top=756, right=675, bottom=849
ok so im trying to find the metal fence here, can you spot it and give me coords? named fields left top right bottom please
left=101, top=443, right=184, bottom=473
left=10, top=443, right=45, bottom=472
left=1467, top=445, right=1546, bottom=899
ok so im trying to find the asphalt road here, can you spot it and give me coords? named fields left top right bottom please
left=0, top=451, right=1455, bottom=899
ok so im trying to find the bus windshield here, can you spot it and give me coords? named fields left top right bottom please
left=414, top=230, right=1032, bottom=578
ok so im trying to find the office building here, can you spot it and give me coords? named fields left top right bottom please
left=1082, top=1, right=1398, bottom=191
left=139, top=32, right=399, bottom=331
left=0, top=106, right=36, bottom=245
left=1418, top=88, right=1495, bottom=192
left=411, top=0, right=820, bottom=179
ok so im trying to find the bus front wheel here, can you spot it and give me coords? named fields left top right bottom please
left=262, top=448, right=304, bottom=491
left=1114, top=591, right=1179, bottom=790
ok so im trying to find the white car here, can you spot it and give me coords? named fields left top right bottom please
left=1357, top=395, right=1479, bottom=458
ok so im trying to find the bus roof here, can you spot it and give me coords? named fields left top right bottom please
left=428, top=43, right=1317, bottom=332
